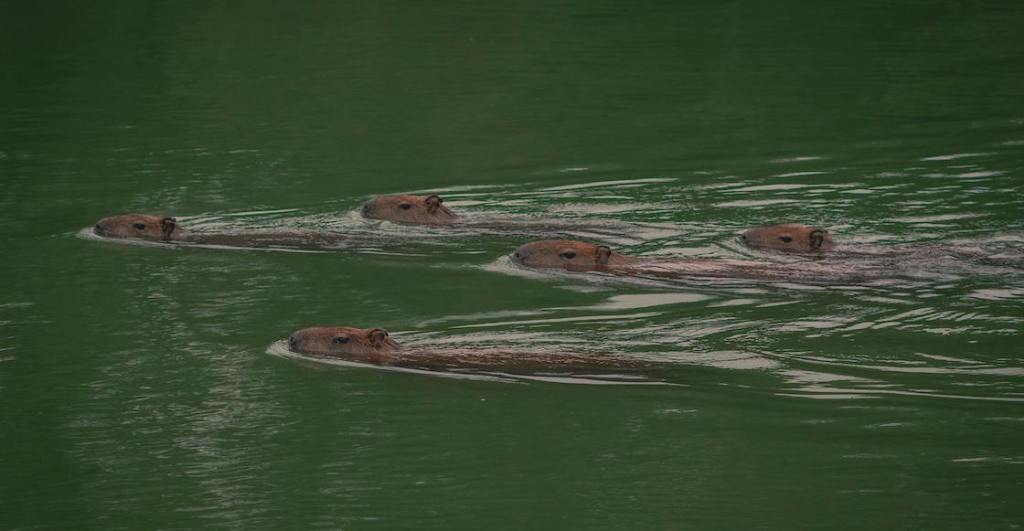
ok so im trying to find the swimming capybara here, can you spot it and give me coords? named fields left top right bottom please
left=510, top=239, right=872, bottom=283
left=92, top=213, right=357, bottom=249
left=286, top=325, right=656, bottom=373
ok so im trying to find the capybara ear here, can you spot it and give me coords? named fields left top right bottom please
left=160, top=217, right=177, bottom=241
left=425, top=194, right=443, bottom=213
left=369, top=328, right=389, bottom=347
left=595, top=245, right=612, bottom=265
left=809, top=229, right=826, bottom=250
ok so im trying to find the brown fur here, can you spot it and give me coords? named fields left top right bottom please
left=286, top=326, right=655, bottom=372
left=740, top=223, right=834, bottom=253
left=94, top=214, right=187, bottom=242
left=510, top=240, right=638, bottom=272
left=93, top=213, right=362, bottom=249
left=361, top=194, right=458, bottom=225
left=511, top=239, right=874, bottom=283
left=288, top=326, right=401, bottom=362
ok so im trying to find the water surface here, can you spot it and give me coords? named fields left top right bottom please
left=2, top=1, right=1023, bottom=529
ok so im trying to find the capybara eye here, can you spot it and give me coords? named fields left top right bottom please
left=132, top=222, right=146, bottom=230
left=560, top=251, right=577, bottom=259
left=779, top=236, right=793, bottom=243
left=332, top=336, right=350, bottom=344
left=399, top=203, right=412, bottom=210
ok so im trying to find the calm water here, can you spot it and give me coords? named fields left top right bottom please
left=2, top=1, right=1023, bottom=529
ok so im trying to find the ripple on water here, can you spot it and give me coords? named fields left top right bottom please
left=920, top=152, right=991, bottom=161
left=264, top=340, right=679, bottom=386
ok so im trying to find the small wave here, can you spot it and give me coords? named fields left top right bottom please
left=540, top=177, right=677, bottom=192
left=920, top=152, right=990, bottom=161
left=885, top=213, right=989, bottom=224
left=714, top=199, right=798, bottom=208
left=770, top=156, right=827, bottom=163
left=265, top=340, right=674, bottom=385
left=780, top=386, right=1024, bottom=403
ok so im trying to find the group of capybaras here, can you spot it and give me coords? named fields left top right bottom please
left=89, top=192, right=1013, bottom=376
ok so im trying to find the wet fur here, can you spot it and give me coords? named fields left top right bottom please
left=94, top=213, right=359, bottom=250
left=288, top=326, right=657, bottom=372
left=512, top=239, right=878, bottom=283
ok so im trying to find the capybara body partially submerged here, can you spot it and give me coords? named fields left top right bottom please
left=359, top=193, right=662, bottom=243
left=286, top=326, right=655, bottom=373
left=92, top=213, right=355, bottom=250
left=738, top=223, right=1020, bottom=267
left=511, top=239, right=873, bottom=283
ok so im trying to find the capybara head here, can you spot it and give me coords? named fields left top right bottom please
left=93, top=214, right=183, bottom=241
left=740, top=223, right=834, bottom=253
left=287, top=326, right=401, bottom=356
left=361, top=194, right=457, bottom=225
left=511, top=240, right=631, bottom=271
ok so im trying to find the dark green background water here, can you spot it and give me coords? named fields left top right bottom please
left=2, top=1, right=1023, bottom=529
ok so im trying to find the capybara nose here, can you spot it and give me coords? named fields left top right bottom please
left=288, top=335, right=299, bottom=350
left=94, top=223, right=106, bottom=236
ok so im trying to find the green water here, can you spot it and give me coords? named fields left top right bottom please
left=2, top=1, right=1023, bottom=529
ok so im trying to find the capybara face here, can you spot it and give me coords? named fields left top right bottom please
left=740, top=223, right=834, bottom=253
left=93, top=214, right=183, bottom=241
left=288, top=326, right=400, bottom=356
left=511, top=240, right=628, bottom=271
left=361, top=194, right=457, bottom=225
